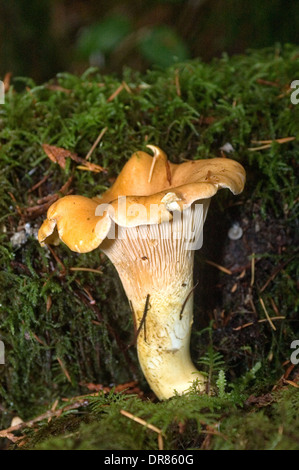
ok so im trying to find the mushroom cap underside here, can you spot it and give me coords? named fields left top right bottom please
left=38, top=146, right=246, bottom=253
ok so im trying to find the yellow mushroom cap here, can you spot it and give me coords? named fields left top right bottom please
left=38, top=195, right=112, bottom=253
left=38, top=146, right=246, bottom=253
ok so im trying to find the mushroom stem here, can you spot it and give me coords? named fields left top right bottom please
left=132, top=282, right=204, bottom=400
left=101, top=201, right=210, bottom=400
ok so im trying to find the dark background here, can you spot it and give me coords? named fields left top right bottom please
left=1, top=0, right=298, bottom=83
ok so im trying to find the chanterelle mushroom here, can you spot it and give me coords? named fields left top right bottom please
left=38, top=145, right=245, bottom=400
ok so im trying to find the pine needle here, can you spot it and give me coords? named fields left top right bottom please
left=205, top=259, right=232, bottom=275
left=120, top=409, right=164, bottom=450
left=259, top=297, right=277, bottom=331
left=69, top=267, right=103, bottom=274
left=248, top=136, right=295, bottom=151
left=85, top=127, right=108, bottom=161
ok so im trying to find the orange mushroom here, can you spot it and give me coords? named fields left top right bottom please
left=38, top=145, right=245, bottom=399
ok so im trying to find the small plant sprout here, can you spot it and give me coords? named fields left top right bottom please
left=38, top=145, right=245, bottom=400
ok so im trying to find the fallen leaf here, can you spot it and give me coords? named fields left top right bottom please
left=245, top=393, right=274, bottom=407
left=42, top=144, right=75, bottom=169
left=42, top=143, right=106, bottom=173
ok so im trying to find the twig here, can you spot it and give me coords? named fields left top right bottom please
left=283, top=380, right=299, bottom=388
left=259, top=297, right=276, bottom=330
left=120, top=409, right=161, bottom=433
left=122, top=81, right=132, bottom=94
left=36, top=192, right=60, bottom=204
left=24, top=176, right=73, bottom=221
left=205, top=259, right=232, bottom=275
left=82, top=285, right=96, bottom=305
left=48, top=245, right=66, bottom=276
left=48, top=399, right=59, bottom=423
left=75, top=280, right=96, bottom=305
left=248, top=294, right=257, bottom=316
left=272, top=363, right=295, bottom=391
left=251, top=137, right=296, bottom=144
left=250, top=253, right=255, bottom=286
left=32, top=332, right=47, bottom=347
left=85, top=127, right=108, bottom=160
left=174, top=69, right=181, bottom=97
left=76, top=164, right=104, bottom=173
left=0, top=382, right=142, bottom=443
left=69, top=267, right=103, bottom=275
left=135, top=294, right=150, bottom=343
left=120, top=409, right=164, bottom=450
left=199, top=420, right=227, bottom=439
left=0, top=401, right=88, bottom=441
left=233, top=316, right=285, bottom=331
left=57, top=357, right=72, bottom=383
left=260, top=255, right=296, bottom=292
left=256, top=78, right=280, bottom=87
left=8, top=192, right=22, bottom=217
left=270, top=298, right=280, bottom=316
left=27, top=174, right=50, bottom=193
left=107, top=83, right=124, bottom=102
left=248, top=136, right=295, bottom=151
left=180, top=281, right=199, bottom=320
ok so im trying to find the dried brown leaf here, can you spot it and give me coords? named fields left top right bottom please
left=42, top=144, right=74, bottom=168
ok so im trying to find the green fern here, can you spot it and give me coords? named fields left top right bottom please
left=197, top=324, right=226, bottom=393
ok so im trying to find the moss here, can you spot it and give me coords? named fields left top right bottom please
left=24, top=388, right=235, bottom=450
left=212, top=387, right=299, bottom=450
left=18, top=384, right=299, bottom=450
left=0, top=45, right=298, bottom=449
